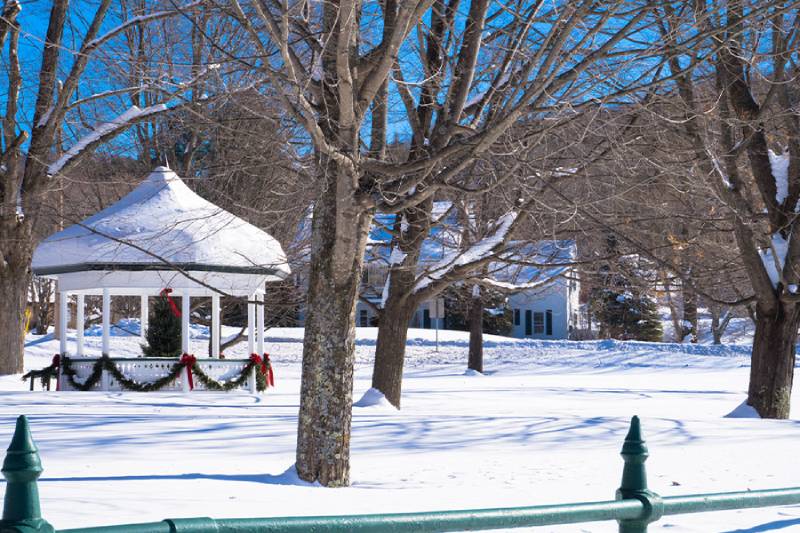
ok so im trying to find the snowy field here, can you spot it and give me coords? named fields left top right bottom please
left=2, top=325, right=800, bottom=532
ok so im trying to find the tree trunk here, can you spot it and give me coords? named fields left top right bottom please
left=662, top=271, right=684, bottom=342
left=467, top=292, right=483, bottom=373
left=372, top=294, right=417, bottom=408
left=683, top=285, right=698, bottom=343
left=372, top=198, right=432, bottom=409
left=0, top=250, right=32, bottom=375
left=709, top=305, right=732, bottom=345
left=295, top=160, right=371, bottom=487
left=747, top=304, right=800, bottom=419
left=711, top=311, right=722, bottom=345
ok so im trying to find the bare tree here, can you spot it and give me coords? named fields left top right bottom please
left=0, top=0, right=208, bottom=374
left=213, top=0, right=656, bottom=485
left=651, top=1, right=800, bottom=418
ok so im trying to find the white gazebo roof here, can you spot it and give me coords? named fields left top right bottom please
left=32, top=166, right=291, bottom=296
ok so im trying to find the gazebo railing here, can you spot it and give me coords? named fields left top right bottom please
left=59, top=357, right=259, bottom=393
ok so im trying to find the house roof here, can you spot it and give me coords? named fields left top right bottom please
left=32, top=167, right=290, bottom=294
left=485, top=240, right=576, bottom=289
left=293, top=202, right=575, bottom=294
left=369, top=209, right=575, bottom=292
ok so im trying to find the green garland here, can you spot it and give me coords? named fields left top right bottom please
left=59, top=356, right=266, bottom=392
left=192, top=362, right=261, bottom=391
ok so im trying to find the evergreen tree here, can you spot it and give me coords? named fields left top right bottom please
left=634, top=296, right=664, bottom=342
left=142, top=296, right=182, bottom=357
left=591, top=289, right=663, bottom=342
left=588, top=234, right=662, bottom=342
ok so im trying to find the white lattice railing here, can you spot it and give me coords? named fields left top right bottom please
left=60, top=357, right=258, bottom=392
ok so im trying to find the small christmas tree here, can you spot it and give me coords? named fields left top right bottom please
left=142, top=295, right=182, bottom=357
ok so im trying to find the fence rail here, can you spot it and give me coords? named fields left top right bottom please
left=1, top=415, right=799, bottom=533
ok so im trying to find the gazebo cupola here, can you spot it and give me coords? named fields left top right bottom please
left=32, top=166, right=291, bottom=358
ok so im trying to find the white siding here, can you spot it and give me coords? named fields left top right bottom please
left=507, top=277, right=571, bottom=340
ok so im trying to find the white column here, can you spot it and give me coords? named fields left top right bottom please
left=211, top=294, right=220, bottom=358
left=182, top=290, right=191, bottom=354
left=140, top=294, right=148, bottom=343
left=101, top=288, right=110, bottom=356
left=247, top=294, right=255, bottom=354
left=76, top=294, right=84, bottom=357
left=249, top=365, right=257, bottom=394
left=181, top=367, right=191, bottom=393
left=58, top=291, right=68, bottom=355
left=256, top=293, right=265, bottom=355
left=101, top=368, right=110, bottom=391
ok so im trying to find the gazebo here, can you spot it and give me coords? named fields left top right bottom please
left=31, top=166, right=291, bottom=391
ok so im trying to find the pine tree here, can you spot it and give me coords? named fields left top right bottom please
left=634, top=296, right=663, bottom=342
left=142, top=296, right=182, bottom=357
left=592, top=290, right=663, bottom=342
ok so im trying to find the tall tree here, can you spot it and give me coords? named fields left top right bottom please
left=0, top=0, right=201, bottom=375
left=368, top=2, right=662, bottom=408
left=221, top=0, right=654, bottom=484
left=654, top=1, right=800, bottom=418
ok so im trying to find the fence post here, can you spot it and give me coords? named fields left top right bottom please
left=0, top=416, right=54, bottom=532
left=616, top=416, right=663, bottom=533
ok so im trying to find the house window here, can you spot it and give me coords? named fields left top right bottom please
left=423, top=309, right=431, bottom=329
left=359, top=309, right=368, bottom=327
left=545, top=310, right=553, bottom=336
left=525, top=310, right=532, bottom=336
left=533, top=312, right=544, bottom=334
left=514, top=309, right=520, bottom=326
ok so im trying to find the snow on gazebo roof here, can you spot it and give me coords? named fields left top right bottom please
left=32, top=166, right=290, bottom=296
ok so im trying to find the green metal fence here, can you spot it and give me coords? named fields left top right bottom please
left=2, top=415, right=799, bottom=533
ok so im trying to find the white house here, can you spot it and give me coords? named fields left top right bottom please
left=502, top=241, right=580, bottom=339
left=295, top=204, right=580, bottom=339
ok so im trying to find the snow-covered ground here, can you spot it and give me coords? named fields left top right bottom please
left=2, top=325, right=799, bottom=532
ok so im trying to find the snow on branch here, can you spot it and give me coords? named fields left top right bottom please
left=82, top=2, right=202, bottom=52
left=758, top=232, right=789, bottom=289
left=413, top=211, right=517, bottom=293
left=48, top=104, right=167, bottom=177
left=769, top=148, right=790, bottom=206
left=478, top=266, right=569, bottom=292
left=68, top=87, right=148, bottom=111
left=707, top=149, right=733, bottom=190
left=378, top=246, right=408, bottom=307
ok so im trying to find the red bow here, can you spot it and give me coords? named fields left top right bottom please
left=180, top=353, right=196, bottom=390
left=52, top=354, right=61, bottom=391
left=264, top=353, right=274, bottom=387
left=250, top=353, right=266, bottom=375
left=160, top=288, right=181, bottom=318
